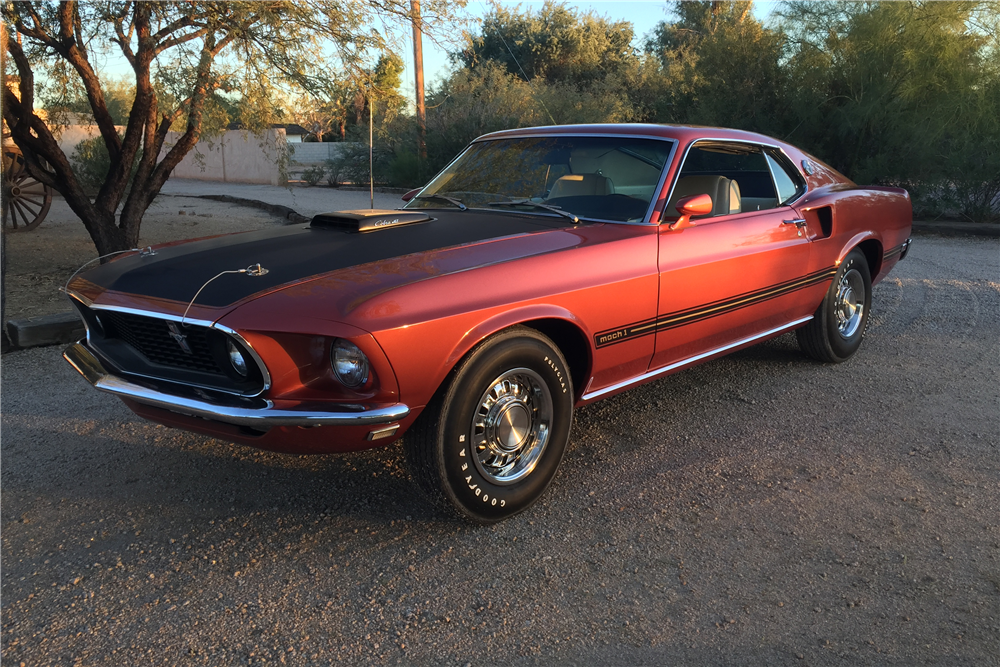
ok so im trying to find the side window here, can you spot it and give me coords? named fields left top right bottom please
left=668, top=142, right=778, bottom=217
left=765, top=152, right=805, bottom=205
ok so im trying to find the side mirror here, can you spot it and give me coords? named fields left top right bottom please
left=667, top=193, right=713, bottom=230
left=401, top=188, right=421, bottom=202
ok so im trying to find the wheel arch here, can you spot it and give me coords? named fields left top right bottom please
left=439, top=306, right=594, bottom=405
left=855, top=238, right=883, bottom=279
left=519, top=318, right=592, bottom=401
left=839, top=232, right=883, bottom=278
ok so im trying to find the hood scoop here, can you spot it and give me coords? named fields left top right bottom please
left=311, top=209, right=430, bottom=233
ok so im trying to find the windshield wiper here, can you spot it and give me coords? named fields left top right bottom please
left=487, top=199, right=579, bottom=224
left=414, top=194, right=466, bottom=210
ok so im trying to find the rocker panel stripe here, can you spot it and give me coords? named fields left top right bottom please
left=594, top=266, right=837, bottom=348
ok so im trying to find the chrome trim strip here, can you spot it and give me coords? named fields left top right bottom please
left=643, top=138, right=679, bottom=225
left=64, top=342, right=409, bottom=428
left=65, top=293, right=272, bottom=397
left=581, top=316, right=813, bottom=401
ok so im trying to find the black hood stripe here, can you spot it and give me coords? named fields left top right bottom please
left=78, top=210, right=578, bottom=309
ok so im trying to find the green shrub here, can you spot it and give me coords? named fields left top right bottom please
left=326, top=141, right=391, bottom=186
left=386, top=151, right=421, bottom=188
left=70, top=134, right=142, bottom=194
left=69, top=135, right=111, bottom=192
left=301, top=164, right=325, bottom=186
left=324, top=158, right=343, bottom=187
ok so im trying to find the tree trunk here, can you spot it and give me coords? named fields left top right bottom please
left=87, top=209, right=132, bottom=257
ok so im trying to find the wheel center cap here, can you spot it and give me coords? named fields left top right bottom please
left=496, top=403, right=530, bottom=452
left=840, top=288, right=855, bottom=316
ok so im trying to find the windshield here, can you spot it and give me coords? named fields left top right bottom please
left=405, top=135, right=674, bottom=223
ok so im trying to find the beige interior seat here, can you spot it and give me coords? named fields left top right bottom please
left=728, top=179, right=741, bottom=214
left=548, top=173, right=615, bottom=199
left=664, top=175, right=741, bottom=218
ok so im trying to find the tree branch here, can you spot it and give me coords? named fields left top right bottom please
left=147, top=33, right=233, bottom=187
left=153, top=26, right=212, bottom=57
left=95, top=2, right=155, bottom=214
left=57, top=1, right=75, bottom=40
left=152, top=13, right=195, bottom=42
left=10, top=2, right=54, bottom=43
left=50, top=3, right=122, bottom=163
left=74, top=3, right=86, bottom=58
left=112, top=2, right=137, bottom=66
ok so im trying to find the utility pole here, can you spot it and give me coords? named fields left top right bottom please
left=369, top=93, right=375, bottom=210
left=411, top=0, right=427, bottom=160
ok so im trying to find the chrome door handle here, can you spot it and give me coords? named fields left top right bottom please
left=782, top=218, right=807, bottom=228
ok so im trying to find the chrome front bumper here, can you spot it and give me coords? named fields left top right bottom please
left=63, top=342, right=409, bottom=428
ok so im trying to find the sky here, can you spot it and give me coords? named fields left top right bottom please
left=397, top=1, right=781, bottom=103
left=74, top=1, right=780, bottom=113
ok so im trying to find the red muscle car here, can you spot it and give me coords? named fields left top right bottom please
left=64, top=124, right=912, bottom=523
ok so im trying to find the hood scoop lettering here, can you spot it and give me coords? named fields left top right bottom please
left=311, top=209, right=430, bottom=233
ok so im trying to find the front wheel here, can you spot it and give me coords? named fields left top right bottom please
left=797, top=248, right=872, bottom=363
left=404, top=327, right=574, bottom=523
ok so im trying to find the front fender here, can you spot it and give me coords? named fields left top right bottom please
left=447, top=304, right=591, bottom=372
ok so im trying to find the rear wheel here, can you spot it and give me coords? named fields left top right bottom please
left=797, top=248, right=872, bottom=363
left=404, top=327, right=574, bottom=523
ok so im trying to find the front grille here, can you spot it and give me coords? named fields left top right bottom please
left=102, top=311, right=223, bottom=375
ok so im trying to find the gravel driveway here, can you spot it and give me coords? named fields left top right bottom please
left=2, top=234, right=998, bottom=666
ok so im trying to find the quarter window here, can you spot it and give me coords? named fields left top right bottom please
left=765, top=152, right=804, bottom=205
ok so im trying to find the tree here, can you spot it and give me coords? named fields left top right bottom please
left=645, top=1, right=787, bottom=132
left=2, top=1, right=461, bottom=256
left=291, top=52, right=407, bottom=143
left=779, top=1, right=1000, bottom=220
left=457, top=1, right=639, bottom=90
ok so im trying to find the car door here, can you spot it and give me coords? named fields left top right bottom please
left=649, top=142, right=827, bottom=371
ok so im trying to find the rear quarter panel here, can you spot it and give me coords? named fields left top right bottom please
left=794, top=184, right=912, bottom=285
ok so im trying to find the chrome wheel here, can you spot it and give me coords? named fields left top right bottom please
left=404, top=327, right=574, bottom=523
left=835, top=268, right=865, bottom=338
left=470, top=367, right=553, bottom=486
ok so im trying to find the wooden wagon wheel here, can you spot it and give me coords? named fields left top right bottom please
left=2, top=145, right=53, bottom=232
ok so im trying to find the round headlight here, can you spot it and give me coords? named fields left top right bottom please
left=227, top=339, right=249, bottom=377
left=331, top=339, right=369, bottom=388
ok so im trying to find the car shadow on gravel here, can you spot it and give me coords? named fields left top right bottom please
left=1, top=413, right=446, bottom=525
left=2, top=332, right=817, bottom=528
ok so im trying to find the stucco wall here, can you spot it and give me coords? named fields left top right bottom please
left=54, top=124, right=104, bottom=158
left=164, top=128, right=288, bottom=185
left=288, top=141, right=359, bottom=165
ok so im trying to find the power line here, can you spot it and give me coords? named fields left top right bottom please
left=478, top=0, right=557, bottom=125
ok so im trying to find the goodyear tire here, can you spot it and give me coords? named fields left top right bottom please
left=797, top=249, right=872, bottom=363
left=404, top=327, right=574, bottom=524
